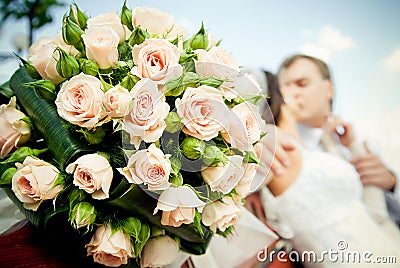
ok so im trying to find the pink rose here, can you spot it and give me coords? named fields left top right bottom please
left=28, top=37, right=64, bottom=84
left=87, top=11, right=126, bottom=44
left=55, top=73, right=107, bottom=129
left=82, top=26, right=119, bottom=69
left=66, top=153, right=113, bottom=200
left=86, top=224, right=134, bottom=267
left=222, top=102, right=266, bottom=152
left=141, top=235, right=179, bottom=268
left=123, top=79, right=169, bottom=148
left=131, top=38, right=182, bottom=87
left=201, top=197, right=242, bottom=233
left=154, top=186, right=205, bottom=227
left=103, top=84, right=132, bottom=118
left=201, top=155, right=244, bottom=194
left=118, top=144, right=171, bottom=191
left=11, top=156, right=63, bottom=211
left=0, top=97, right=31, bottom=158
left=175, top=85, right=230, bottom=141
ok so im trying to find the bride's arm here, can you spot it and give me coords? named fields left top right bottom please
left=267, top=148, right=302, bottom=196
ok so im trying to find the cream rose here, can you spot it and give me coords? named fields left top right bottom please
left=55, top=73, right=107, bottom=128
left=132, top=7, right=186, bottom=39
left=28, top=37, right=64, bottom=84
left=154, top=186, right=205, bottom=227
left=86, top=224, right=134, bottom=267
left=118, top=144, right=171, bottom=191
left=195, top=46, right=252, bottom=100
left=201, top=155, right=245, bottom=194
left=103, top=84, right=132, bottom=118
left=131, top=38, right=182, bottom=87
left=66, top=153, right=113, bottom=200
left=234, top=163, right=258, bottom=198
left=141, top=235, right=179, bottom=268
left=0, top=97, right=31, bottom=159
left=222, top=102, right=266, bottom=152
left=82, top=26, right=119, bottom=69
left=87, top=11, right=126, bottom=43
left=52, top=32, right=79, bottom=56
left=175, top=85, right=229, bottom=141
left=123, top=79, right=169, bottom=148
left=11, top=156, right=63, bottom=211
left=201, top=197, right=242, bottom=233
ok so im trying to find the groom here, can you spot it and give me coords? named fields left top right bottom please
left=254, top=54, right=400, bottom=227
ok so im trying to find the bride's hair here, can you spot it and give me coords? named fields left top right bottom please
left=261, top=70, right=284, bottom=125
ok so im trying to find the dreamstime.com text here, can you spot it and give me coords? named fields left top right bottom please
left=257, top=240, right=397, bottom=264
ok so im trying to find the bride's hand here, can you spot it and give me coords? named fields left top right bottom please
left=255, top=124, right=296, bottom=180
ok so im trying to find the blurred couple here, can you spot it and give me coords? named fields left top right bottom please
left=245, top=54, right=400, bottom=267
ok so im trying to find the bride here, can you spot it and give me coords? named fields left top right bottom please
left=258, top=70, right=400, bottom=267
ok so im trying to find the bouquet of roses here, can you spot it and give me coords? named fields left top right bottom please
left=0, top=1, right=269, bottom=267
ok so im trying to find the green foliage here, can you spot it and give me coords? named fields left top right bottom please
left=0, top=0, right=65, bottom=45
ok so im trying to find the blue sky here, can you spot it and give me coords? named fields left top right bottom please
left=0, top=0, right=399, bottom=170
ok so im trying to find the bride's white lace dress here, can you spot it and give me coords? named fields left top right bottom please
left=271, top=147, right=400, bottom=267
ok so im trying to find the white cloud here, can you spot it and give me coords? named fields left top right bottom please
left=301, top=44, right=333, bottom=62
left=384, top=47, right=400, bottom=75
left=300, top=25, right=356, bottom=62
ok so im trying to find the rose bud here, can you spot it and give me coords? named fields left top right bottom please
left=120, top=0, right=133, bottom=31
left=164, top=112, right=181, bottom=133
left=128, top=26, right=150, bottom=46
left=55, top=47, right=80, bottom=79
left=68, top=3, right=88, bottom=29
left=78, top=58, right=99, bottom=76
left=202, top=145, right=229, bottom=167
left=62, top=14, right=84, bottom=46
left=15, top=55, right=41, bottom=80
left=24, top=80, right=57, bottom=101
left=181, top=136, right=205, bottom=160
left=189, top=22, right=208, bottom=50
left=70, top=202, right=96, bottom=229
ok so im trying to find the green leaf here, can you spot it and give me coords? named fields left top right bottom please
left=0, top=81, right=14, bottom=99
left=243, top=94, right=268, bottom=105
left=134, top=223, right=150, bottom=258
left=193, top=210, right=204, bottom=238
left=76, top=127, right=106, bottom=145
left=0, top=167, right=16, bottom=187
left=124, top=217, right=141, bottom=239
left=165, top=72, right=200, bottom=97
left=216, top=225, right=235, bottom=238
left=244, top=150, right=261, bottom=164
left=0, top=147, right=48, bottom=164
left=199, top=77, right=224, bottom=88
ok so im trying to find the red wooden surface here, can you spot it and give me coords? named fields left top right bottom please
left=0, top=220, right=94, bottom=268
